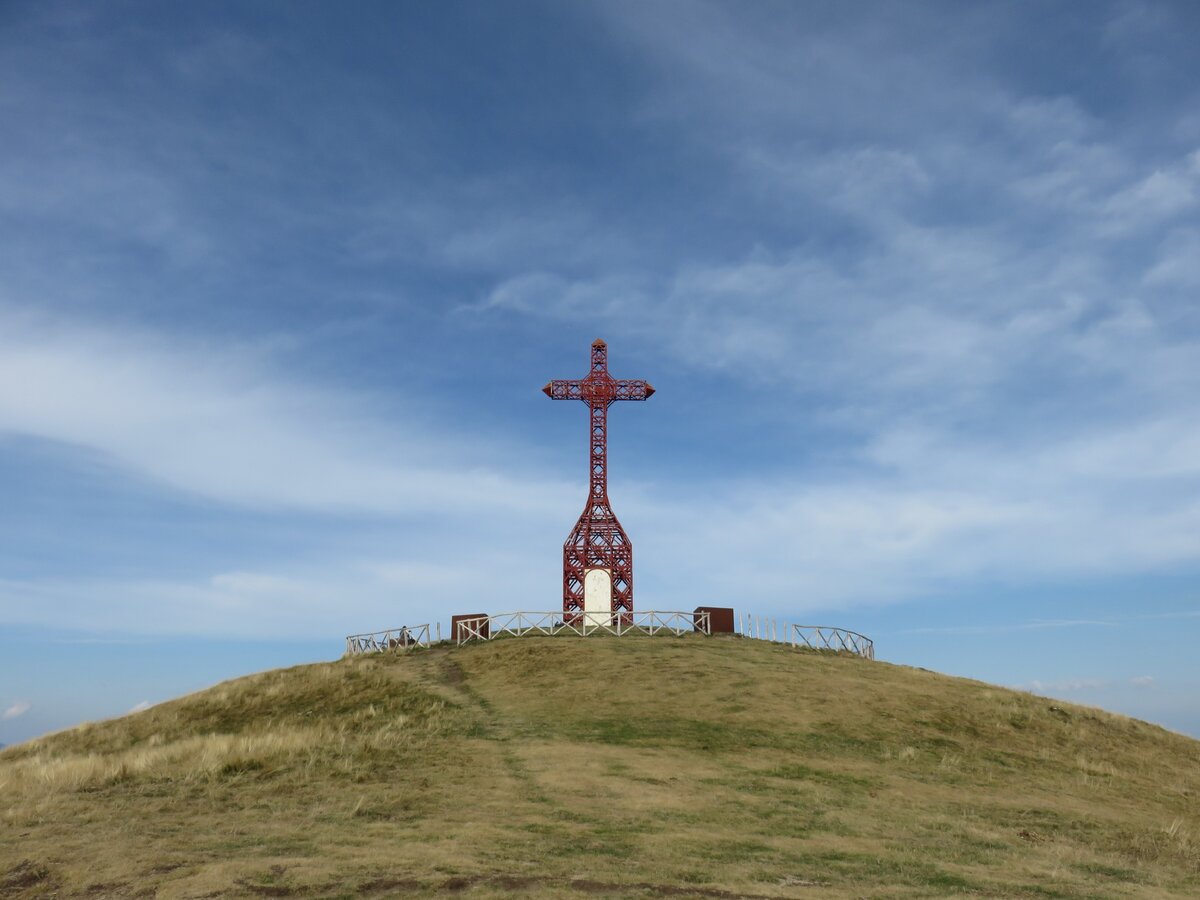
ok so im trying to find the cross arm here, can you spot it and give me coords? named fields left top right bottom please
left=542, top=380, right=584, bottom=400
left=542, top=379, right=655, bottom=401
left=613, top=380, right=655, bottom=400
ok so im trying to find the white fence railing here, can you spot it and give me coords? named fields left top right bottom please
left=789, top=624, right=874, bottom=659
left=345, top=623, right=431, bottom=655
left=455, top=610, right=709, bottom=645
left=737, top=613, right=873, bottom=659
left=344, top=611, right=874, bottom=661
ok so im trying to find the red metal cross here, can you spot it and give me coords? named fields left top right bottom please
left=544, top=339, right=654, bottom=620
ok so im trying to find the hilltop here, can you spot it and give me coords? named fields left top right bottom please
left=2, top=635, right=1198, bottom=898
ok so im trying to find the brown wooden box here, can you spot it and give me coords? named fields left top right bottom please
left=694, top=606, right=735, bottom=634
left=451, top=613, right=490, bottom=641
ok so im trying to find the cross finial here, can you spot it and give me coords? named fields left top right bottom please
left=591, top=338, right=608, bottom=376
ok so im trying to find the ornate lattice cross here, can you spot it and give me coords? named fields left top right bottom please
left=544, top=339, right=654, bottom=621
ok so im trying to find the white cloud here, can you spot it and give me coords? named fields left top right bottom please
left=904, top=619, right=1115, bottom=636
left=473, top=46, right=1200, bottom=607
left=1131, top=675, right=1155, bottom=688
left=0, top=457, right=1192, bottom=639
left=1, top=2, right=1197, bottom=647
left=2, top=701, right=31, bottom=720
left=128, top=700, right=153, bottom=713
left=483, top=146, right=1200, bottom=421
left=482, top=232, right=1200, bottom=594
left=0, top=540, right=564, bottom=638
left=480, top=271, right=645, bottom=319
left=0, top=306, right=567, bottom=517
left=1145, top=228, right=1200, bottom=287
left=1026, top=678, right=1108, bottom=694
left=1103, top=1, right=1172, bottom=49
left=632, top=478, right=1199, bottom=613
left=346, top=185, right=636, bottom=275
left=1099, top=152, right=1200, bottom=235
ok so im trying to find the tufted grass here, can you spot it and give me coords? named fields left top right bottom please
left=2, top=635, right=1199, bottom=897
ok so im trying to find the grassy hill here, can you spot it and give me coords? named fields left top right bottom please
left=2, top=635, right=1198, bottom=898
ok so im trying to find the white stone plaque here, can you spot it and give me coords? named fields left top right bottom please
left=582, top=567, right=612, bottom=628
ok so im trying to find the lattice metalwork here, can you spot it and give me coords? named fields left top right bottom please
left=544, top=339, right=654, bottom=620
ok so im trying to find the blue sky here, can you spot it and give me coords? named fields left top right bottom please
left=2, top=0, right=1200, bottom=745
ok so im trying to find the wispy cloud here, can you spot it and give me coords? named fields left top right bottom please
left=2, top=701, right=31, bottom=720
left=0, top=549, right=561, bottom=639
left=1145, top=227, right=1200, bottom=287
left=1022, top=675, right=1159, bottom=695
left=0, top=306, right=567, bottom=517
left=1026, top=678, right=1109, bottom=694
left=471, top=6, right=1200, bottom=613
left=902, top=619, right=1117, bottom=637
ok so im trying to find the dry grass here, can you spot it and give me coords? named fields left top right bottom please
left=3, top=635, right=1199, bottom=898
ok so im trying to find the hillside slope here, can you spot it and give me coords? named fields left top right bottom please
left=2, top=635, right=1198, bottom=898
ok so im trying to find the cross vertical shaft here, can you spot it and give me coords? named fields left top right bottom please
left=590, top=401, right=607, bottom=504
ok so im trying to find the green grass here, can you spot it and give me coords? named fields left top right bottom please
left=3, top=634, right=1199, bottom=897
